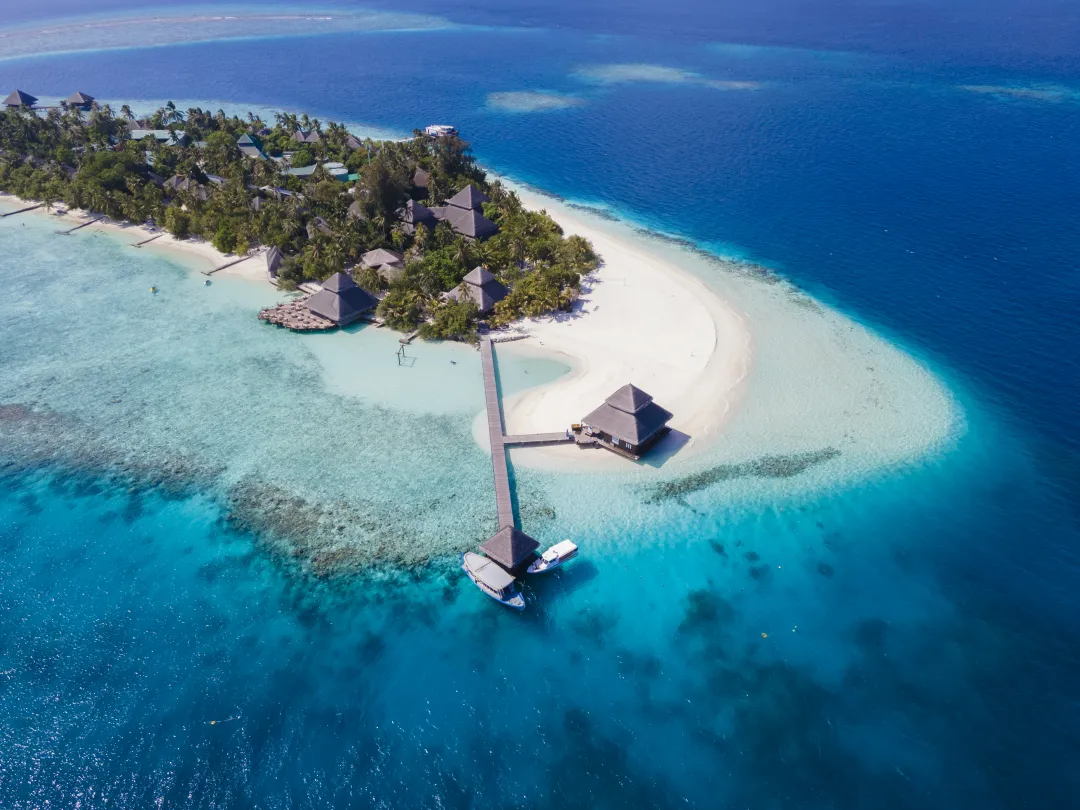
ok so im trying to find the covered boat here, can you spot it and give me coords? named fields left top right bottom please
left=527, top=540, right=579, bottom=574
left=461, top=552, right=525, bottom=610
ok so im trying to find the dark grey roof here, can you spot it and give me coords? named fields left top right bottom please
left=65, top=91, right=94, bottom=105
left=583, top=385, right=672, bottom=446
left=452, top=267, right=508, bottom=314
left=4, top=90, right=37, bottom=107
left=606, top=383, right=654, bottom=414
left=306, top=217, right=332, bottom=239
left=399, top=198, right=437, bottom=231
left=265, top=246, right=284, bottom=279
left=413, top=168, right=430, bottom=188
left=293, top=129, right=321, bottom=144
left=446, top=184, right=489, bottom=211
left=305, top=272, right=378, bottom=324
left=237, top=133, right=260, bottom=146
left=443, top=206, right=499, bottom=240
left=361, top=248, right=403, bottom=269
left=347, top=200, right=368, bottom=221
left=480, top=527, right=539, bottom=569
left=377, top=263, right=405, bottom=283
left=345, top=134, right=363, bottom=150
left=164, top=175, right=208, bottom=200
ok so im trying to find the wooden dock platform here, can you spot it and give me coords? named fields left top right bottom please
left=504, top=432, right=573, bottom=447
left=1, top=203, right=43, bottom=218
left=132, top=233, right=164, bottom=248
left=57, top=215, right=104, bottom=234
left=203, top=254, right=252, bottom=276
left=480, top=337, right=515, bottom=530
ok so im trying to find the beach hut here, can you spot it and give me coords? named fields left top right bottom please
left=163, top=175, right=209, bottom=201
left=64, top=91, right=95, bottom=110
left=480, top=526, right=540, bottom=571
left=292, top=129, right=321, bottom=144
left=448, top=267, right=509, bottom=315
left=581, top=384, right=673, bottom=458
left=361, top=248, right=404, bottom=270
left=431, top=184, right=498, bottom=240
left=347, top=200, right=369, bottom=222
left=305, top=272, right=378, bottom=326
left=306, top=217, right=333, bottom=239
left=237, top=133, right=269, bottom=160
left=398, top=198, right=438, bottom=235
left=4, top=90, right=37, bottom=108
left=345, top=134, right=363, bottom=150
left=412, top=168, right=430, bottom=198
left=265, top=247, right=284, bottom=282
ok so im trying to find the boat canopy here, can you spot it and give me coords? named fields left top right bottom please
left=465, top=553, right=516, bottom=593
left=543, top=540, right=578, bottom=561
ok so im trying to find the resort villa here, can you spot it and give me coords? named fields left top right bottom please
left=399, top=184, right=499, bottom=241
left=579, top=384, right=674, bottom=459
left=361, top=248, right=405, bottom=283
left=64, top=91, right=95, bottom=110
left=305, top=272, right=377, bottom=326
left=447, top=267, right=509, bottom=315
left=3, top=90, right=37, bottom=108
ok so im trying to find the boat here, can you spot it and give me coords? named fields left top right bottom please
left=424, top=124, right=457, bottom=138
left=461, top=552, right=525, bottom=610
left=526, top=540, right=579, bottom=574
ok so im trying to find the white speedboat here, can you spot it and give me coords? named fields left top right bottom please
left=526, top=540, right=579, bottom=574
left=461, top=552, right=525, bottom=610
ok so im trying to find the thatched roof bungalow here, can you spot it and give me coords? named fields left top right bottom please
left=398, top=198, right=438, bottom=234
left=361, top=248, right=404, bottom=270
left=237, top=133, right=269, bottom=160
left=64, top=91, right=95, bottom=110
left=4, top=90, right=37, bottom=108
left=305, top=272, right=377, bottom=326
left=581, top=384, right=673, bottom=458
left=265, top=246, right=284, bottom=282
left=292, top=129, right=321, bottom=144
left=480, top=526, right=540, bottom=571
left=448, top=267, right=508, bottom=315
left=431, top=184, right=498, bottom=240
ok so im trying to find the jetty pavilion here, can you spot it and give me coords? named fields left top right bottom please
left=578, top=384, right=673, bottom=459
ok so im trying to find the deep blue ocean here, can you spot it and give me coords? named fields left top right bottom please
left=1, top=2, right=1079, bottom=807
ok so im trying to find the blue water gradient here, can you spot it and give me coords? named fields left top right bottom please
left=1, top=2, right=1078, bottom=806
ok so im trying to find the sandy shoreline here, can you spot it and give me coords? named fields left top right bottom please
left=0, top=194, right=268, bottom=282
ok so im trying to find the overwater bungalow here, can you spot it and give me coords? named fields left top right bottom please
left=63, top=91, right=95, bottom=110
left=4, top=90, right=37, bottom=108
left=430, top=184, right=499, bottom=240
left=448, top=267, right=509, bottom=315
left=305, top=272, right=378, bottom=326
left=580, top=384, right=673, bottom=459
left=480, top=526, right=540, bottom=572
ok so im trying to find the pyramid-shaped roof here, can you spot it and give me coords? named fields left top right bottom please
left=463, top=266, right=496, bottom=286
left=320, top=271, right=356, bottom=293
left=65, top=91, right=94, bottom=105
left=362, top=248, right=404, bottom=268
left=306, top=273, right=378, bottom=325
left=447, top=184, right=489, bottom=211
left=606, top=384, right=654, bottom=414
left=443, top=207, right=499, bottom=240
left=4, top=89, right=37, bottom=107
left=480, top=526, right=540, bottom=569
left=265, top=246, right=284, bottom=278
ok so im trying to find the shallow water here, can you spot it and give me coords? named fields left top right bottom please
left=1, top=2, right=1078, bottom=806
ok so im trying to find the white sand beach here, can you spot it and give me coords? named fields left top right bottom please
left=493, top=187, right=752, bottom=468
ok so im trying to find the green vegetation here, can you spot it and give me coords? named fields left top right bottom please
left=0, top=103, right=598, bottom=339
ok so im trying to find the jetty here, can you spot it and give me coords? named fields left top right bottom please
left=57, top=215, right=104, bottom=234
left=0, top=203, right=43, bottom=218
left=203, top=254, right=252, bottom=276
left=132, top=233, right=164, bottom=247
left=258, top=296, right=335, bottom=331
left=480, top=337, right=516, bottom=530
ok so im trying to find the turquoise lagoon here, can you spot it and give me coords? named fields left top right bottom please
left=0, top=198, right=1005, bottom=808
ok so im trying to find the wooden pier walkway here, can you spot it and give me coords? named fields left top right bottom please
left=1, top=203, right=43, bottom=218
left=480, top=337, right=516, bottom=531
left=132, top=233, right=164, bottom=248
left=202, top=254, right=253, bottom=276
left=57, top=215, right=104, bottom=235
left=504, top=432, right=573, bottom=447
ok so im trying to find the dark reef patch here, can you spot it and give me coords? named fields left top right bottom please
left=642, top=448, right=841, bottom=503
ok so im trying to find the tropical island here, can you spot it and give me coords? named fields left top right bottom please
left=0, top=91, right=598, bottom=341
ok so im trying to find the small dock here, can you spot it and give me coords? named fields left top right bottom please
left=480, top=337, right=515, bottom=530
left=132, top=233, right=164, bottom=248
left=1, top=203, right=43, bottom=218
left=203, top=254, right=252, bottom=276
left=504, top=432, right=573, bottom=447
left=57, top=215, right=104, bottom=234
